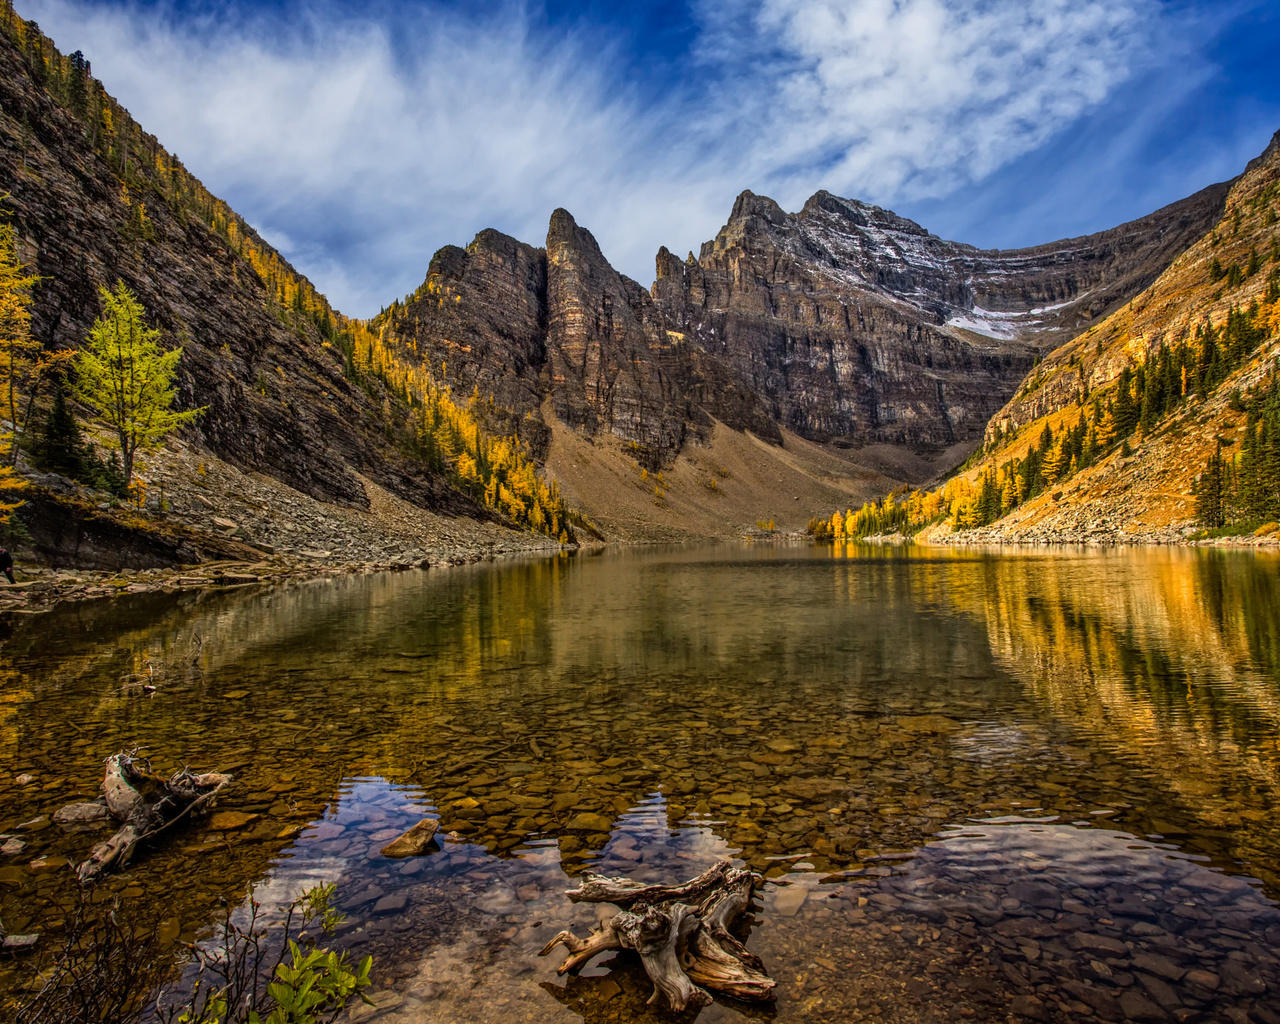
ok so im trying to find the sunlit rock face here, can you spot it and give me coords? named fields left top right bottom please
left=651, top=183, right=1233, bottom=452
left=383, top=182, right=1230, bottom=469
left=544, top=209, right=713, bottom=463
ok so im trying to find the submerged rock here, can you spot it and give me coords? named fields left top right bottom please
left=380, top=818, right=440, bottom=857
left=53, top=802, right=109, bottom=826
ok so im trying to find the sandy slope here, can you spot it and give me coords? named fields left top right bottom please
left=542, top=404, right=913, bottom=541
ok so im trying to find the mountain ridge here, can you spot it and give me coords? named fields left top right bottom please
left=873, top=129, right=1280, bottom=545
left=376, top=167, right=1233, bottom=536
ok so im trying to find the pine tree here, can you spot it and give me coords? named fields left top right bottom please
left=32, top=385, right=83, bottom=478
left=1112, top=368, right=1138, bottom=440
left=977, top=471, right=1000, bottom=524
left=1194, top=446, right=1226, bottom=528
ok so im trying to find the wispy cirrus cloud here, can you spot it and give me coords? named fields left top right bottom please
left=701, top=0, right=1161, bottom=199
left=15, top=0, right=1255, bottom=316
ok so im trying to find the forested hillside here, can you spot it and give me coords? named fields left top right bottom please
left=827, top=131, right=1280, bottom=544
left=0, top=2, right=589, bottom=555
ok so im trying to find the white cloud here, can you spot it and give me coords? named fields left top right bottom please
left=698, top=0, right=1159, bottom=203
left=21, top=0, right=1169, bottom=315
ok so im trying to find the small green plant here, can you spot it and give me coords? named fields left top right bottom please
left=12, top=882, right=374, bottom=1024
left=173, top=882, right=373, bottom=1024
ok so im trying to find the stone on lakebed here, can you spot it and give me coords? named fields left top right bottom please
left=380, top=818, right=439, bottom=858
left=208, top=811, right=260, bottom=830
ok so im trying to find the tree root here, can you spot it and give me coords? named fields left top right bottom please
left=540, top=859, right=775, bottom=1011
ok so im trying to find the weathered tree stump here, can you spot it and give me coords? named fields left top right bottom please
left=540, top=860, right=775, bottom=1011
left=78, top=751, right=232, bottom=882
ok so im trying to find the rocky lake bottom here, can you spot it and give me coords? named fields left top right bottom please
left=1, top=544, right=1278, bottom=1023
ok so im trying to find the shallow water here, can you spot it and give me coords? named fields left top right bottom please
left=2, top=543, right=1279, bottom=1022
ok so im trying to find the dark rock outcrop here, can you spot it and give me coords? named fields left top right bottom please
left=20, top=489, right=269, bottom=570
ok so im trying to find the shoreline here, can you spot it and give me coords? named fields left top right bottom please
left=858, top=528, right=1280, bottom=550
left=0, top=540, right=568, bottom=616
left=7, top=528, right=1278, bottom=617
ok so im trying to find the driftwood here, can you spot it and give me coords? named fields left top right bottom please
left=539, top=860, right=775, bottom=1011
left=78, top=751, right=232, bottom=882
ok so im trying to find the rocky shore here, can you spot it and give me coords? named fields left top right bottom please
left=915, top=520, right=1280, bottom=549
left=0, top=545, right=560, bottom=616
left=2, top=434, right=565, bottom=615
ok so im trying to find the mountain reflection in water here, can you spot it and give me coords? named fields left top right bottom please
left=0, top=544, right=1278, bottom=1021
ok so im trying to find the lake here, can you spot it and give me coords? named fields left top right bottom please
left=2, top=543, right=1279, bottom=1023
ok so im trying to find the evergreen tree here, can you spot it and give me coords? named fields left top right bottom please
left=32, top=385, right=83, bottom=478
left=1111, top=367, right=1138, bottom=439
left=67, top=49, right=88, bottom=117
left=1194, top=446, right=1225, bottom=528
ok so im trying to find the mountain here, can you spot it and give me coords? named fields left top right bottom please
left=0, top=4, right=1250, bottom=557
left=376, top=174, right=1230, bottom=537
left=0, top=12, right=584, bottom=567
left=652, top=184, right=1231, bottom=448
left=0, top=13, right=477, bottom=510
left=899, top=131, right=1280, bottom=544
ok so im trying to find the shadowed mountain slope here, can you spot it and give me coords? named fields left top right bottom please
left=0, top=12, right=490, bottom=521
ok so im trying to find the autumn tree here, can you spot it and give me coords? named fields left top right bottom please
left=0, top=212, right=37, bottom=519
left=1041, top=435, right=1070, bottom=483
left=74, top=282, right=202, bottom=485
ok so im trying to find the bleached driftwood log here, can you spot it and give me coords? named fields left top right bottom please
left=78, top=751, right=232, bottom=882
left=539, top=860, right=775, bottom=1011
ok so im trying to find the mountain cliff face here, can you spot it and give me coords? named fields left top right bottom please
left=380, top=176, right=1230, bottom=479
left=651, top=183, right=1232, bottom=450
left=379, top=210, right=782, bottom=470
left=0, top=16, right=481, bottom=519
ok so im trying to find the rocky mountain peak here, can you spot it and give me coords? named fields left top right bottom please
left=654, top=245, right=685, bottom=283
left=1245, top=128, right=1280, bottom=174
left=700, top=190, right=791, bottom=258
left=800, top=190, right=933, bottom=239
left=547, top=207, right=606, bottom=265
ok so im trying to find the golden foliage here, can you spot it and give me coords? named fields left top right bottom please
left=341, top=322, right=588, bottom=539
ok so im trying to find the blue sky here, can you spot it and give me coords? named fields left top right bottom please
left=18, top=0, right=1280, bottom=317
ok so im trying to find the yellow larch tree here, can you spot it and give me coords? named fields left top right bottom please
left=74, top=282, right=203, bottom=485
